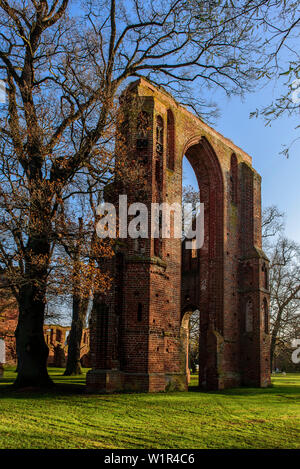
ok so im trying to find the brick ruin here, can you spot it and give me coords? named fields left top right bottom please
left=44, top=325, right=90, bottom=368
left=0, top=273, right=18, bottom=365
left=0, top=304, right=90, bottom=367
left=87, top=78, right=271, bottom=392
left=0, top=308, right=17, bottom=365
left=0, top=271, right=90, bottom=368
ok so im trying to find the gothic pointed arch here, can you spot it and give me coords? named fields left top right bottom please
left=230, top=153, right=238, bottom=205
left=167, top=109, right=175, bottom=170
left=182, top=135, right=224, bottom=333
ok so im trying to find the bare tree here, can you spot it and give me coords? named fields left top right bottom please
left=268, top=238, right=300, bottom=370
left=55, top=187, right=113, bottom=375
left=188, top=309, right=200, bottom=373
left=250, top=1, right=300, bottom=156
left=262, top=205, right=285, bottom=252
left=0, top=1, right=291, bottom=388
left=262, top=206, right=285, bottom=240
left=261, top=206, right=300, bottom=370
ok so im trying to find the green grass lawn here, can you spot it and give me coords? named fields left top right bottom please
left=0, top=367, right=299, bottom=449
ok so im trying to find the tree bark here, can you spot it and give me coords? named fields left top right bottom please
left=270, top=315, right=282, bottom=372
left=63, top=217, right=91, bottom=376
left=64, top=296, right=89, bottom=376
left=13, top=212, right=53, bottom=388
left=14, top=283, right=53, bottom=388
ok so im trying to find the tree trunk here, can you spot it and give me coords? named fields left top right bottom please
left=14, top=284, right=53, bottom=388
left=64, top=217, right=91, bottom=376
left=270, top=316, right=281, bottom=372
left=64, top=296, right=89, bottom=376
left=13, top=210, right=53, bottom=388
left=270, top=334, right=276, bottom=372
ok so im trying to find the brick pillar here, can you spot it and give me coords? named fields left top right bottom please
left=239, top=163, right=271, bottom=387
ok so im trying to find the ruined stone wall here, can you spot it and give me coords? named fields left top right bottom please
left=87, top=78, right=271, bottom=393
left=0, top=298, right=90, bottom=367
left=0, top=298, right=18, bottom=365
left=44, top=325, right=90, bottom=367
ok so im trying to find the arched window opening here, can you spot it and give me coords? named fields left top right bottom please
left=181, top=156, right=201, bottom=278
left=167, top=109, right=175, bottom=170
left=154, top=238, right=160, bottom=257
left=56, top=329, right=62, bottom=343
left=137, top=303, right=143, bottom=322
left=133, top=238, right=138, bottom=252
left=155, top=115, right=164, bottom=189
left=155, top=158, right=160, bottom=182
left=116, top=252, right=124, bottom=315
left=136, top=111, right=149, bottom=150
left=262, top=263, right=269, bottom=290
left=263, top=298, right=269, bottom=334
left=230, top=153, right=238, bottom=205
left=181, top=309, right=200, bottom=382
left=153, top=211, right=162, bottom=258
left=156, top=115, right=164, bottom=154
left=65, top=330, right=70, bottom=346
left=245, top=298, right=253, bottom=333
left=191, top=238, right=197, bottom=259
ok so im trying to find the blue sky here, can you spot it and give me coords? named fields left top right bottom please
left=183, top=79, right=300, bottom=243
left=70, top=0, right=300, bottom=243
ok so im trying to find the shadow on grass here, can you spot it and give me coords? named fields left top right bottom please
left=0, top=376, right=17, bottom=386
left=0, top=382, right=86, bottom=399
left=0, top=367, right=87, bottom=399
left=1, top=370, right=300, bottom=400
left=1, top=384, right=299, bottom=403
left=189, top=384, right=300, bottom=397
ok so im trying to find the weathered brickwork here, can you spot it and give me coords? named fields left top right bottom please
left=87, top=78, right=271, bottom=393
left=0, top=300, right=90, bottom=367
left=0, top=300, right=18, bottom=365
left=44, top=325, right=90, bottom=368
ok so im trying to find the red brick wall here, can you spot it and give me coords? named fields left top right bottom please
left=0, top=298, right=18, bottom=364
left=87, top=78, right=271, bottom=393
left=0, top=300, right=90, bottom=367
left=44, top=325, right=90, bottom=367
